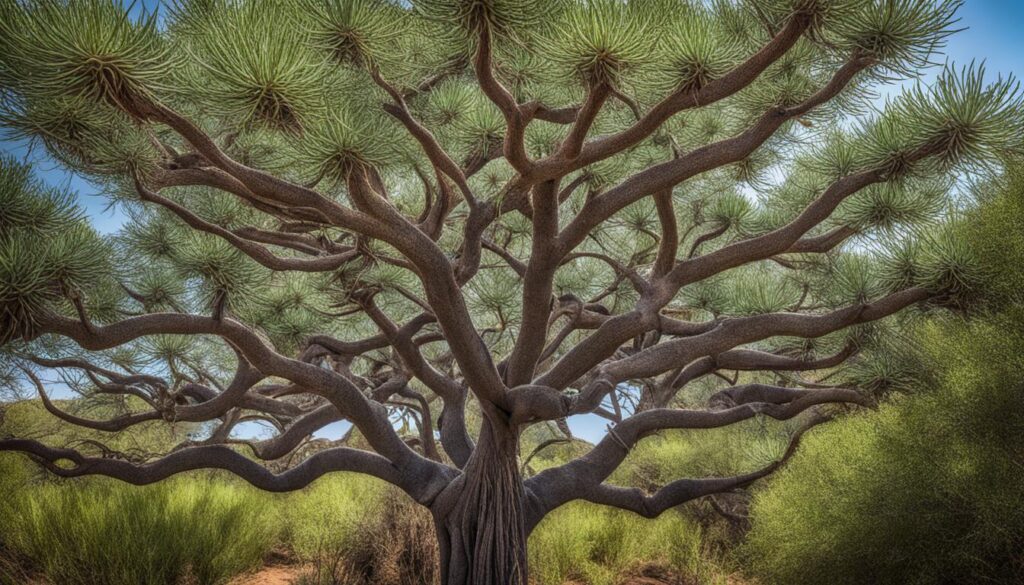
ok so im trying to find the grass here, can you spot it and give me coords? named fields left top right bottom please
left=0, top=449, right=740, bottom=585
left=276, top=473, right=389, bottom=560
left=529, top=501, right=731, bottom=585
left=0, top=456, right=277, bottom=585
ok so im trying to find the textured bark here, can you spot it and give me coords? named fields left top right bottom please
left=433, top=418, right=527, bottom=585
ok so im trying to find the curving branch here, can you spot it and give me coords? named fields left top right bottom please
left=0, top=438, right=455, bottom=501
left=559, top=410, right=832, bottom=521
left=33, top=312, right=436, bottom=476
left=25, top=369, right=162, bottom=432
left=525, top=392, right=857, bottom=528
left=647, top=343, right=859, bottom=409
left=135, top=180, right=362, bottom=272
left=557, top=53, right=875, bottom=255
left=528, top=13, right=814, bottom=181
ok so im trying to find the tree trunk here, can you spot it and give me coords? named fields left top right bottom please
left=433, top=418, right=527, bottom=585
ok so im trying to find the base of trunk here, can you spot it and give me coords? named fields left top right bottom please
left=433, top=420, right=527, bottom=585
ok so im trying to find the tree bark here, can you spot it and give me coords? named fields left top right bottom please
left=433, top=417, right=527, bottom=585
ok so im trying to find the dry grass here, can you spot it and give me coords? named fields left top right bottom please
left=294, top=491, right=438, bottom=585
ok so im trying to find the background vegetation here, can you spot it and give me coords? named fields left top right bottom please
left=743, top=165, right=1024, bottom=585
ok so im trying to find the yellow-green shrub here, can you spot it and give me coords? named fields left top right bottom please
left=528, top=501, right=719, bottom=585
left=0, top=471, right=278, bottom=585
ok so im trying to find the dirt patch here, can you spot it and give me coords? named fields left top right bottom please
left=228, top=565, right=307, bottom=585
left=619, top=576, right=695, bottom=585
left=225, top=560, right=750, bottom=585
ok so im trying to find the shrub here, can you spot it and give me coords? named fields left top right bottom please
left=277, top=474, right=390, bottom=560
left=744, top=319, right=1024, bottom=584
left=293, top=489, right=438, bottom=585
left=0, top=470, right=277, bottom=585
left=528, top=501, right=722, bottom=585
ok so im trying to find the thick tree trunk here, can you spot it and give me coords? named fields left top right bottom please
left=433, top=418, right=528, bottom=585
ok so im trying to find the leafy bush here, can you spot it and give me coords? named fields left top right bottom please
left=278, top=473, right=389, bottom=560
left=744, top=317, right=1024, bottom=584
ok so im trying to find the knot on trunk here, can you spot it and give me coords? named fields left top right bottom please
left=507, top=384, right=572, bottom=424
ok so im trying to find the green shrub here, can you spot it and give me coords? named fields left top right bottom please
left=528, top=501, right=724, bottom=585
left=276, top=473, right=390, bottom=559
left=0, top=471, right=277, bottom=585
left=612, top=419, right=787, bottom=487
left=744, top=319, right=1024, bottom=584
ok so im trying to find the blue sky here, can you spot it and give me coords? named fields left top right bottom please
left=3, top=1, right=1022, bottom=443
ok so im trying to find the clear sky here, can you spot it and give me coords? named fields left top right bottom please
left=2, top=0, right=1022, bottom=443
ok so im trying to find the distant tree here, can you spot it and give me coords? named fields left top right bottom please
left=0, top=1, right=1020, bottom=583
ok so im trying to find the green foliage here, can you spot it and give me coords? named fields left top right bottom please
left=829, top=0, right=961, bottom=78
left=176, top=1, right=332, bottom=131
left=174, top=234, right=263, bottom=311
left=858, top=65, right=1024, bottom=176
left=0, top=0, right=166, bottom=111
left=655, top=2, right=745, bottom=93
left=529, top=502, right=716, bottom=585
left=0, top=0, right=1010, bottom=453
left=744, top=317, right=1024, bottom=584
left=743, top=165, right=1024, bottom=585
left=892, top=64, right=1024, bottom=171
left=727, top=266, right=802, bottom=316
left=825, top=253, right=885, bottom=305
left=614, top=421, right=787, bottom=485
left=0, top=467, right=277, bottom=585
left=914, top=226, right=985, bottom=308
left=415, top=0, right=545, bottom=38
left=450, top=91, right=507, bottom=153
left=0, top=157, right=117, bottom=343
left=877, top=237, right=922, bottom=292
left=306, top=0, right=409, bottom=69
left=543, top=0, right=654, bottom=88
left=281, top=474, right=391, bottom=558
left=0, top=161, right=78, bottom=233
left=842, top=343, right=924, bottom=394
left=838, top=179, right=947, bottom=232
left=962, top=165, right=1024, bottom=307
left=294, top=106, right=407, bottom=183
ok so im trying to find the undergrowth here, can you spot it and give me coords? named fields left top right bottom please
left=0, top=457, right=276, bottom=585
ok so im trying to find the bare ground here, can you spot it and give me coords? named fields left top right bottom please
left=228, top=564, right=308, bottom=585
left=225, top=561, right=755, bottom=585
left=228, top=565, right=687, bottom=585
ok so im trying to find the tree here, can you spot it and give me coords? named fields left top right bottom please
left=0, top=1, right=1020, bottom=583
